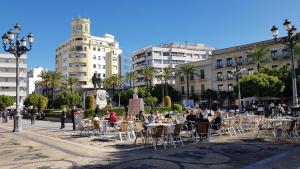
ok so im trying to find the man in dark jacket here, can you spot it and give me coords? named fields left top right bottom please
left=70, top=107, right=76, bottom=131
left=60, top=108, right=67, bottom=129
left=30, top=107, right=36, bottom=125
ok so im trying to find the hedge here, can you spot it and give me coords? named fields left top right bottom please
left=43, top=109, right=71, bottom=118
left=143, top=106, right=172, bottom=114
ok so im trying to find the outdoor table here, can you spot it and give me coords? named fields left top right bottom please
left=265, top=118, right=292, bottom=139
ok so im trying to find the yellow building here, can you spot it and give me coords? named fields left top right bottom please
left=175, top=38, right=296, bottom=103
left=56, top=17, right=122, bottom=88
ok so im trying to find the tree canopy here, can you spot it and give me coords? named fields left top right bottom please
left=0, top=95, right=14, bottom=110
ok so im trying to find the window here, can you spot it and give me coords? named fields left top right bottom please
left=191, top=85, right=195, bottom=94
left=163, top=52, right=170, bottom=56
left=98, top=64, right=101, bottom=69
left=190, top=72, right=194, bottom=80
left=228, top=84, right=233, bottom=91
left=181, top=86, right=184, bottom=95
left=93, top=55, right=96, bottom=59
left=153, top=51, right=161, bottom=56
left=248, top=68, right=254, bottom=74
left=98, top=56, right=101, bottom=60
left=103, top=56, right=106, bottom=60
left=217, top=59, right=224, bottom=68
left=227, top=71, right=233, bottom=80
left=218, top=84, right=223, bottom=91
left=238, top=56, right=243, bottom=65
left=154, top=59, right=162, bottom=64
left=75, top=24, right=82, bottom=31
left=103, top=74, right=106, bottom=78
left=180, top=76, right=184, bottom=82
left=93, top=64, right=96, bottom=68
left=147, top=52, right=152, bottom=56
left=93, top=47, right=96, bottom=51
left=79, top=81, right=87, bottom=85
left=217, top=72, right=223, bottom=81
left=226, top=58, right=233, bottom=67
left=201, top=84, right=205, bottom=92
left=103, top=65, right=106, bottom=69
left=194, top=54, right=200, bottom=59
left=163, top=60, right=171, bottom=64
left=200, top=69, right=205, bottom=79
left=271, top=50, right=278, bottom=59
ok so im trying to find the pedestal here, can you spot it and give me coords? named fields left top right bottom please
left=13, top=114, right=22, bottom=132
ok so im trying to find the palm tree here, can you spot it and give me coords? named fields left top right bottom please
left=177, top=63, right=196, bottom=99
left=126, top=71, right=136, bottom=88
left=162, top=67, right=173, bottom=96
left=248, top=46, right=271, bottom=72
left=48, top=71, right=63, bottom=102
left=35, top=70, right=50, bottom=98
left=141, top=67, right=157, bottom=88
left=66, top=76, right=80, bottom=92
left=103, top=74, right=124, bottom=107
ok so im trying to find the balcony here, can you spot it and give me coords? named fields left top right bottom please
left=0, top=63, right=27, bottom=68
left=217, top=77, right=224, bottom=81
left=227, top=77, right=235, bottom=80
left=216, top=65, right=225, bottom=69
left=0, top=72, right=27, bottom=78
left=0, top=82, right=27, bottom=87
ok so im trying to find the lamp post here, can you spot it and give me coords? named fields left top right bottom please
left=231, top=62, right=246, bottom=112
left=271, top=19, right=298, bottom=107
left=2, top=24, right=34, bottom=132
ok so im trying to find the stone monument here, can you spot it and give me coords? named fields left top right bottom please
left=85, top=89, right=108, bottom=109
left=128, top=88, right=144, bottom=116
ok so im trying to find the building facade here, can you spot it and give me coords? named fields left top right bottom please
left=175, top=38, right=295, bottom=103
left=27, top=67, right=47, bottom=95
left=132, top=43, right=214, bottom=87
left=56, top=17, right=122, bottom=88
left=0, top=53, right=27, bottom=109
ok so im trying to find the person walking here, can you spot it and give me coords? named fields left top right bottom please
left=30, top=106, right=36, bottom=125
left=60, top=108, right=67, bottom=129
left=70, top=106, right=76, bottom=131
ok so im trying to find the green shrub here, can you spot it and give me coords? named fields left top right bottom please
left=144, top=106, right=151, bottom=114
left=164, top=96, right=171, bottom=107
left=85, top=96, right=95, bottom=110
left=43, top=109, right=71, bottom=118
left=38, top=96, right=48, bottom=112
left=54, top=91, right=82, bottom=109
left=172, top=104, right=183, bottom=112
left=144, top=96, right=158, bottom=107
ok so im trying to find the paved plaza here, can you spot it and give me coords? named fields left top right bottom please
left=0, top=119, right=300, bottom=169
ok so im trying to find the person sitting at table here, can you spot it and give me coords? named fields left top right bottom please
left=212, top=110, right=222, bottom=131
left=92, top=114, right=100, bottom=122
left=148, top=110, right=156, bottom=124
left=109, top=111, right=118, bottom=127
left=136, top=110, right=145, bottom=121
left=186, top=110, right=197, bottom=130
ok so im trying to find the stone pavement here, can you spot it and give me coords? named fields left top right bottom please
left=0, top=119, right=300, bottom=169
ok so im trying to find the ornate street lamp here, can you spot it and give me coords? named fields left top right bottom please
left=271, top=19, right=298, bottom=107
left=2, top=24, right=34, bottom=132
left=231, top=63, right=246, bottom=112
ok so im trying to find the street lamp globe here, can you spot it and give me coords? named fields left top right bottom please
left=14, top=23, right=21, bottom=33
left=7, top=29, right=14, bottom=41
left=271, top=25, right=278, bottom=37
left=20, top=38, right=27, bottom=47
left=2, top=34, right=8, bottom=44
left=283, top=19, right=292, bottom=31
left=27, top=33, right=34, bottom=44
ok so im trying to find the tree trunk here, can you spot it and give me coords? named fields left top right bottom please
left=186, top=76, right=190, bottom=99
left=129, top=80, right=132, bottom=88
left=165, top=80, right=168, bottom=96
left=70, top=85, right=73, bottom=92
left=118, top=89, right=121, bottom=107
left=52, top=87, right=55, bottom=107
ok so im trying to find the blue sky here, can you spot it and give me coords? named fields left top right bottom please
left=0, top=0, right=300, bottom=70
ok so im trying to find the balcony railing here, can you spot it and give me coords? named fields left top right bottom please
left=216, top=65, right=224, bottom=69
left=217, top=77, right=224, bottom=81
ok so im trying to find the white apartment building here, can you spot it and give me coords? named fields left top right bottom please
left=0, top=53, right=27, bottom=109
left=27, top=67, right=47, bottom=95
left=56, top=17, right=122, bottom=88
left=132, top=43, right=214, bottom=87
